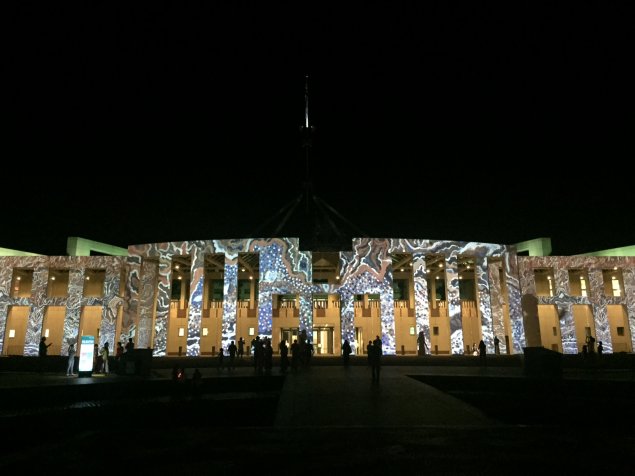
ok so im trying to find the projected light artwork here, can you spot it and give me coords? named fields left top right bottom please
left=0, top=237, right=633, bottom=357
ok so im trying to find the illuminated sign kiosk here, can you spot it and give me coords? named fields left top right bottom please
left=78, top=335, right=95, bottom=377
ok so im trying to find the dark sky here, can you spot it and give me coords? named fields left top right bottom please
left=6, top=2, right=633, bottom=256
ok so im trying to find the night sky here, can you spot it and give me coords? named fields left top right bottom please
left=6, top=3, right=632, bottom=256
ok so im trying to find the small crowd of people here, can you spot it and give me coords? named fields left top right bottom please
left=47, top=337, right=136, bottom=376
left=45, top=328, right=607, bottom=382
left=367, top=335, right=383, bottom=382
left=582, top=334, right=603, bottom=356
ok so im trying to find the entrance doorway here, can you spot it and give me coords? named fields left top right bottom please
left=312, top=327, right=334, bottom=355
left=355, top=327, right=364, bottom=355
left=281, top=327, right=300, bottom=349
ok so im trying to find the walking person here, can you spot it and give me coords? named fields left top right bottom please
left=67, top=342, right=76, bottom=376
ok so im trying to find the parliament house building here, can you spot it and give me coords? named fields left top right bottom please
left=1, top=236, right=633, bottom=359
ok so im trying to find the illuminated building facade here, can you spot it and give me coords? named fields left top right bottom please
left=1, top=237, right=633, bottom=358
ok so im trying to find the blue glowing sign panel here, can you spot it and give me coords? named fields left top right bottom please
left=78, top=335, right=95, bottom=372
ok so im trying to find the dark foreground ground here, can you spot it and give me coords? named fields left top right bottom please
left=1, top=355, right=634, bottom=474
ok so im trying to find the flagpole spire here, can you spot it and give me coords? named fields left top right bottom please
left=304, top=73, right=310, bottom=128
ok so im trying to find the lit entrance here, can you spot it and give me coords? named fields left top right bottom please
left=312, top=326, right=334, bottom=355
left=281, top=327, right=300, bottom=348
left=355, top=327, right=364, bottom=355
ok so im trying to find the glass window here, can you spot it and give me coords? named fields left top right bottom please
left=210, top=279, right=223, bottom=301
left=238, top=280, right=252, bottom=300
left=435, top=278, right=446, bottom=301
left=171, top=279, right=182, bottom=300
left=393, top=279, right=408, bottom=300
left=547, top=276, right=554, bottom=297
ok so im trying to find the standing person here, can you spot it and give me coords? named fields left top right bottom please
left=279, top=339, right=289, bottom=373
left=370, top=341, right=381, bottom=383
left=39, top=336, right=52, bottom=372
left=237, top=337, right=245, bottom=360
left=101, top=342, right=110, bottom=374
left=597, top=341, right=603, bottom=355
left=494, top=336, right=501, bottom=355
left=367, top=340, right=373, bottom=367
left=125, top=338, right=134, bottom=354
left=478, top=339, right=487, bottom=364
left=290, top=339, right=300, bottom=372
left=254, top=336, right=264, bottom=374
left=417, top=331, right=427, bottom=356
left=373, top=335, right=383, bottom=356
left=228, top=340, right=237, bottom=370
left=66, top=342, right=76, bottom=376
left=304, top=340, right=314, bottom=367
left=217, top=347, right=224, bottom=372
left=93, top=343, right=102, bottom=372
left=264, top=339, right=273, bottom=375
left=588, top=335, right=596, bottom=353
left=342, top=339, right=352, bottom=366
left=251, top=336, right=260, bottom=371
left=115, top=342, right=124, bottom=372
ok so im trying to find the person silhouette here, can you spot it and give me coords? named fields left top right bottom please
left=342, top=339, right=352, bottom=366
left=228, top=340, right=237, bottom=370
left=478, top=339, right=486, bottom=363
left=279, top=339, right=289, bottom=373
left=39, top=336, right=52, bottom=373
left=125, top=338, right=134, bottom=354
left=370, top=341, right=381, bottom=383
left=217, top=347, right=224, bottom=372
left=67, top=343, right=76, bottom=376
left=597, top=341, right=603, bottom=355
left=101, top=342, right=110, bottom=374
left=237, top=337, right=245, bottom=359
left=493, top=335, right=500, bottom=355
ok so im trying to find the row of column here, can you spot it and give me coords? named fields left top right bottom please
left=123, top=250, right=523, bottom=357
